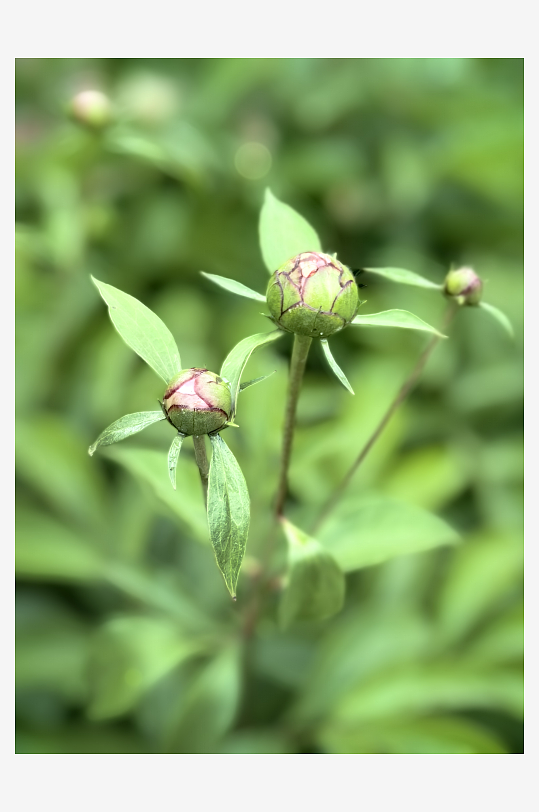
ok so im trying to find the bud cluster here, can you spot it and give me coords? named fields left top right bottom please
left=444, top=267, right=483, bottom=306
left=266, top=252, right=359, bottom=338
left=163, top=368, right=232, bottom=435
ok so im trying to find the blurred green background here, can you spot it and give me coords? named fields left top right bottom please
left=15, top=58, right=523, bottom=754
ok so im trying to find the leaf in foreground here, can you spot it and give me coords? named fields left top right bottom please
left=200, top=272, right=266, bottom=302
left=220, top=330, right=284, bottom=415
left=168, top=433, right=185, bottom=490
left=363, top=266, right=442, bottom=290
left=279, top=518, right=345, bottom=627
left=208, top=434, right=250, bottom=598
left=91, top=276, right=182, bottom=383
left=88, top=411, right=165, bottom=456
left=352, top=309, right=446, bottom=338
left=320, top=339, right=354, bottom=394
left=259, top=188, right=321, bottom=273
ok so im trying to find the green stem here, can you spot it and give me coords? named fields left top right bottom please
left=193, top=434, right=210, bottom=509
left=312, top=303, right=458, bottom=533
left=274, top=333, right=312, bottom=518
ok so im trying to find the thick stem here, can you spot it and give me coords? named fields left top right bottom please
left=274, top=333, right=312, bottom=518
left=193, top=434, right=210, bottom=509
left=312, top=303, right=458, bottom=533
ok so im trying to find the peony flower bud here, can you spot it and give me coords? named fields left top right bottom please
left=444, top=267, right=483, bottom=306
left=266, top=252, right=359, bottom=338
left=163, top=368, right=232, bottom=435
left=70, top=90, right=112, bottom=128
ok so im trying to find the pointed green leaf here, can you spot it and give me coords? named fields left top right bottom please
left=364, top=267, right=442, bottom=290
left=480, top=301, right=514, bottom=339
left=88, top=411, right=165, bottom=456
left=200, top=272, right=266, bottom=303
left=320, top=340, right=354, bottom=395
left=279, top=518, right=345, bottom=627
left=91, top=276, right=182, bottom=383
left=220, top=331, right=284, bottom=416
left=239, top=371, right=275, bottom=392
left=259, top=188, right=321, bottom=273
left=352, top=309, right=446, bottom=338
left=318, top=493, right=459, bottom=572
left=207, top=434, right=250, bottom=598
left=168, top=434, right=185, bottom=490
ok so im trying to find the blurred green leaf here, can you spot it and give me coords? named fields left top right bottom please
left=104, top=445, right=208, bottom=542
left=259, top=188, right=321, bottom=273
left=91, top=276, right=182, bottom=384
left=279, top=518, right=345, bottom=627
left=351, top=309, right=446, bottom=337
left=364, top=266, right=442, bottom=290
left=318, top=493, right=459, bottom=571
left=320, top=339, right=354, bottom=394
left=200, top=272, right=266, bottom=302
left=88, top=616, right=200, bottom=720
left=167, top=433, right=185, bottom=490
left=208, top=434, right=250, bottom=598
left=220, top=330, right=283, bottom=416
left=480, top=301, right=514, bottom=339
left=88, top=411, right=165, bottom=456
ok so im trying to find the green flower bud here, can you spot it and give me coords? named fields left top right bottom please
left=444, top=267, right=483, bottom=306
left=70, top=90, right=112, bottom=128
left=266, top=252, right=359, bottom=338
left=163, top=368, right=232, bottom=435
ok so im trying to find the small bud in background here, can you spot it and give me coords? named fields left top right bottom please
left=163, top=368, right=232, bottom=435
left=444, top=267, right=483, bottom=306
left=266, top=251, right=359, bottom=338
left=70, top=90, right=112, bottom=128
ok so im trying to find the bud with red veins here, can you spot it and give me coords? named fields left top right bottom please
left=266, top=252, right=360, bottom=338
left=163, top=368, right=232, bottom=435
left=444, top=267, right=483, bottom=306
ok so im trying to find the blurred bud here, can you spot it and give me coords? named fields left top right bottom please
left=70, top=90, right=112, bottom=128
left=266, top=252, right=359, bottom=338
left=444, top=267, right=483, bottom=306
left=163, top=369, right=232, bottom=435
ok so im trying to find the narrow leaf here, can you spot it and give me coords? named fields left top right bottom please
left=88, top=411, right=165, bottom=456
left=220, top=331, right=284, bottom=416
left=479, top=301, right=514, bottom=339
left=318, top=493, right=459, bottom=572
left=200, top=272, right=266, bottom=303
left=259, top=188, right=321, bottom=273
left=91, top=276, right=182, bottom=383
left=239, top=371, right=275, bottom=392
left=279, top=518, right=345, bottom=627
left=352, top=309, right=446, bottom=338
left=320, top=340, right=354, bottom=395
left=168, top=434, right=185, bottom=490
left=207, top=434, right=250, bottom=598
left=364, top=266, right=442, bottom=290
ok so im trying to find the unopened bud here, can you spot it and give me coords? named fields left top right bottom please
left=444, top=267, right=483, bottom=306
left=266, top=252, right=359, bottom=338
left=70, top=90, right=112, bottom=128
left=163, top=368, right=232, bottom=435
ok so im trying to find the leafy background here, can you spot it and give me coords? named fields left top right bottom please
left=15, top=58, right=523, bottom=754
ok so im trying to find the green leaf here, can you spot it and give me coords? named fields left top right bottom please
left=352, top=309, right=446, bottom=338
left=320, top=339, right=354, bottom=394
left=168, top=433, right=185, bottom=490
left=88, top=411, right=165, bottom=456
left=239, top=371, right=275, bottom=392
left=220, top=330, right=284, bottom=416
left=363, top=266, right=442, bottom=290
left=200, top=272, right=266, bottom=302
left=207, top=434, right=250, bottom=598
left=104, top=446, right=208, bottom=543
left=259, top=188, right=321, bottom=273
left=91, top=276, right=182, bottom=383
left=279, top=519, right=345, bottom=627
left=479, top=301, right=514, bottom=338
left=318, top=493, right=459, bottom=572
